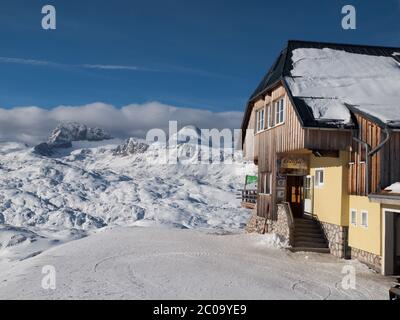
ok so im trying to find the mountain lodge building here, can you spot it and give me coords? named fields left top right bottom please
left=241, top=40, right=400, bottom=276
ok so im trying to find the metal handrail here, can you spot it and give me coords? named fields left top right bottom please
left=282, top=202, right=295, bottom=228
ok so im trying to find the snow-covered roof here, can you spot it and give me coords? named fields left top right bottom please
left=384, top=182, right=400, bottom=194
left=286, top=47, right=400, bottom=126
left=242, top=41, right=400, bottom=132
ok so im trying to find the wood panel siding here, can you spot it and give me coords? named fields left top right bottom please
left=251, top=83, right=351, bottom=219
left=348, top=114, right=400, bottom=196
left=381, top=131, right=400, bottom=190
left=257, top=194, right=272, bottom=219
left=304, top=129, right=351, bottom=151
left=254, top=88, right=304, bottom=220
left=348, top=114, right=381, bottom=195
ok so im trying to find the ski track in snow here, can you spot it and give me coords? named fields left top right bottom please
left=0, top=227, right=392, bottom=300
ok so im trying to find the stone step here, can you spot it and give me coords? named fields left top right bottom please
left=289, top=247, right=331, bottom=254
left=294, top=241, right=329, bottom=248
left=294, top=236, right=326, bottom=243
left=294, top=218, right=319, bottom=225
left=294, top=223, right=321, bottom=229
left=294, top=231, right=325, bottom=238
left=294, top=226, right=323, bottom=234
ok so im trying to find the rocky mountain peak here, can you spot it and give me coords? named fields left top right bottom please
left=34, top=122, right=113, bottom=155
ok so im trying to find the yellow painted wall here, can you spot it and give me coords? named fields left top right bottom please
left=310, top=151, right=349, bottom=226
left=348, top=196, right=382, bottom=256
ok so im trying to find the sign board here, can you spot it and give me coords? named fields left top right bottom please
left=245, top=175, right=257, bottom=190
left=278, top=155, right=309, bottom=176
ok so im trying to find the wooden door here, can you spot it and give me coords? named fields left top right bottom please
left=395, top=214, right=400, bottom=274
left=286, top=176, right=303, bottom=218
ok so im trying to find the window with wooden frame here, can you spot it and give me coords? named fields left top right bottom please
left=256, top=108, right=265, bottom=133
left=266, top=105, right=271, bottom=129
left=259, top=172, right=272, bottom=195
left=315, top=169, right=324, bottom=187
left=269, top=103, right=275, bottom=127
left=361, top=210, right=368, bottom=228
left=349, top=145, right=356, bottom=164
left=275, top=98, right=285, bottom=125
left=350, top=209, right=357, bottom=226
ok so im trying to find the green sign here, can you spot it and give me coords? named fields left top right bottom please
left=245, top=175, right=257, bottom=186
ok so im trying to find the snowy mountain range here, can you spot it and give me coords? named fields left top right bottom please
left=0, top=123, right=255, bottom=263
left=34, top=122, right=113, bottom=156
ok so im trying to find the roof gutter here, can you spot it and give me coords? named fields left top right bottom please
left=352, top=127, right=391, bottom=195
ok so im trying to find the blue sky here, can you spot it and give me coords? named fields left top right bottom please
left=1, top=0, right=400, bottom=111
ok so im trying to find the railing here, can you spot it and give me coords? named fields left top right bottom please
left=241, top=190, right=257, bottom=204
left=280, top=202, right=295, bottom=246
left=282, top=202, right=295, bottom=229
left=238, top=190, right=257, bottom=209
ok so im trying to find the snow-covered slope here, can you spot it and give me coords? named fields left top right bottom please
left=0, top=126, right=256, bottom=262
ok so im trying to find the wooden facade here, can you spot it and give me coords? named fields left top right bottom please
left=251, top=83, right=352, bottom=219
left=245, top=81, right=400, bottom=219
left=349, top=113, right=400, bottom=196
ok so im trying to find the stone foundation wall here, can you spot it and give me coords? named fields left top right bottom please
left=350, top=247, right=382, bottom=273
left=246, top=204, right=294, bottom=245
left=271, top=204, right=294, bottom=246
left=245, top=208, right=268, bottom=234
left=319, top=221, right=350, bottom=259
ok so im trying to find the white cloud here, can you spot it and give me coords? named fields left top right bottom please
left=0, top=56, right=156, bottom=73
left=0, top=56, right=232, bottom=78
left=0, top=102, right=243, bottom=145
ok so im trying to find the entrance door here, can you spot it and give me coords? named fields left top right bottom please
left=304, top=176, right=313, bottom=215
left=286, top=176, right=304, bottom=218
left=395, top=214, right=400, bottom=274
left=384, top=211, right=400, bottom=275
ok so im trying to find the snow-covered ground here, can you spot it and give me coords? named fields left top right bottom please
left=0, top=125, right=256, bottom=265
left=0, top=226, right=392, bottom=300
left=0, top=124, right=392, bottom=300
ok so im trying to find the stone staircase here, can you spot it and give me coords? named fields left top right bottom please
left=290, top=217, right=330, bottom=253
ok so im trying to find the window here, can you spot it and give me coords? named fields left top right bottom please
left=360, top=145, right=366, bottom=163
left=256, top=108, right=265, bottom=133
left=275, top=98, right=285, bottom=125
left=259, top=172, right=271, bottom=195
left=266, top=105, right=271, bottom=129
left=361, top=211, right=368, bottom=228
left=315, top=169, right=324, bottom=187
left=351, top=209, right=357, bottom=226
left=269, top=103, right=275, bottom=127
left=349, top=145, right=356, bottom=164
left=304, top=176, right=312, bottom=200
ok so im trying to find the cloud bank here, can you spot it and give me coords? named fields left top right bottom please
left=0, top=102, right=243, bottom=145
